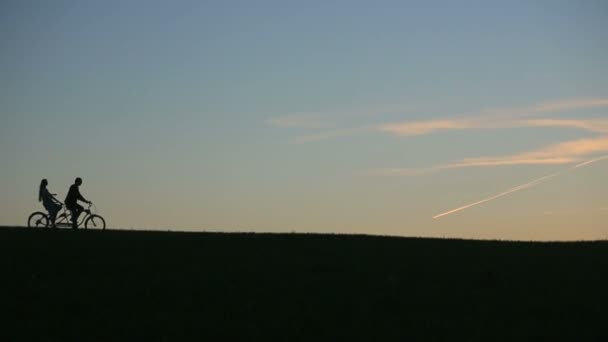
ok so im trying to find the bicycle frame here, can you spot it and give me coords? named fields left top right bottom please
left=54, top=203, right=94, bottom=228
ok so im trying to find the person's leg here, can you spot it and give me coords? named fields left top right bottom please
left=49, top=206, right=58, bottom=228
left=67, top=205, right=75, bottom=228
left=43, top=203, right=52, bottom=228
left=54, top=203, right=62, bottom=227
left=71, top=204, right=83, bottom=229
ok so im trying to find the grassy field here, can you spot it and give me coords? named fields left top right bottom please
left=1, top=227, right=607, bottom=341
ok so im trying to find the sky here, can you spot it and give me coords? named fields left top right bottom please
left=1, top=0, right=607, bottom=240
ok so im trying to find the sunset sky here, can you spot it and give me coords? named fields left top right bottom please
left=1, top=1, right=607, bottom=240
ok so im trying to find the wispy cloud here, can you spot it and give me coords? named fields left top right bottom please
left=372, top=137, right=608, bottom=176
left=517, top=119, right=608, bottom=133
left=372, top=158, right=577, bottom=176
left=460, top=137, right=608, bottom=166
left=280, top=97, right=608, bottom=142
left=378, top=117, right=608, bottom=137
left=378, top=119, right=476, bottom=136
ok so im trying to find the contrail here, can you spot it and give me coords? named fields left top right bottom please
left=574, top=155, right=608, bottom=168
left=432, top=155, right=608, bottom=219
left=432, top=172, right=561, bottom=219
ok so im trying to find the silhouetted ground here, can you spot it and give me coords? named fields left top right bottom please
left=1, top=227, right=607, bottom=341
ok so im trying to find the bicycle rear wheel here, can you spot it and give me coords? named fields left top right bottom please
left=28, top=212, right=49, bottom=228
left=84, top=214, right=106, bottom=230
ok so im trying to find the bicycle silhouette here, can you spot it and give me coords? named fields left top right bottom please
left=28, top=202, right=106, bottom=230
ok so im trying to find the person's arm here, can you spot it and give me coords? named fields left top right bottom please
left=51, top=193, right=62, bottom=205
left=47, top=190, right=56, bottom=201
left=77, top=188, right=90, bottom=204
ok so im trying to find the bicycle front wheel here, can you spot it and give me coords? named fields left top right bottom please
left=28, top=212, right=49, bottom=228
left=84, top=215, right=106, bottom=230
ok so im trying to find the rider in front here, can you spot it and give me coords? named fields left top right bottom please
left=65, top=177, right=91, bottom=229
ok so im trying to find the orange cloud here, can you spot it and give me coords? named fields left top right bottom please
left=377, top=98, right=608, bottom=137
left=378, top=117, right=608, bottom=137
left=288, top=98, right=608, bottom=141
left=377, top=119, right=475, bottom=136
left=523, top=137, right=608, bottom=158
left=372, top=137, right=608, bottom=176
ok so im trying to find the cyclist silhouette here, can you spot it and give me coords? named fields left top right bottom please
left=65, top=177, right=91, bottom=229
left=39, top=179, right=62, bottom=228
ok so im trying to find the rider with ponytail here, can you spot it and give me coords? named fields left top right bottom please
left=39, top=179, right=62, bottom=228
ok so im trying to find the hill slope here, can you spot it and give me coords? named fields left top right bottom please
left=1, top=227, right=607, bottom=341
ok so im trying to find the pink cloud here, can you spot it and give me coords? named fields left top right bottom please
left=372, top=137, right=608, bottom=176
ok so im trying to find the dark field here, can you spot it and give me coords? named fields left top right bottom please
left=1, top=227, right=607, bottom=341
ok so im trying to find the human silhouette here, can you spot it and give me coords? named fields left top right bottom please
left=65, top=177, right=91, bottom=229
left=39, top=179, right=62, bottom=228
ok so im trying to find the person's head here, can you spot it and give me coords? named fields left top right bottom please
left=75, top=177, right=83, bottom=186
left=39, top=179, right=48, bottom=202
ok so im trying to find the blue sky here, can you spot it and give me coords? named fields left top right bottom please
left=1, top=1, right=607, bottom=239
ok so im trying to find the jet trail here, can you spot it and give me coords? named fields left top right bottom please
left=574, top=155, right=608, bottom=168
left=432, top=155, right=608, bottom=219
